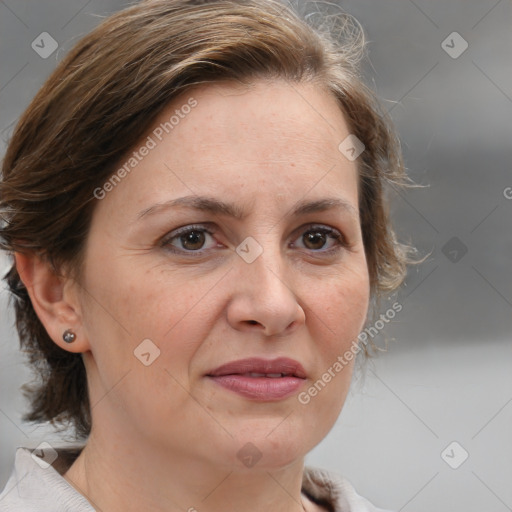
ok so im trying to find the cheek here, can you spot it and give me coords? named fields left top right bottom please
left=83, top=257, right=221, bottom=371
left=300, top=263, right=369, bottom=416
left=300, top=307, right=366, bottom=443
left=79, top=261, right=221, bottom=430
left=307, top=264, right=370, bottom=348
left=85, top=256, right=179, bottom=330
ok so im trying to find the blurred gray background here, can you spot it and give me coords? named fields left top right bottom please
left=0, top=0, right=511, bottom=511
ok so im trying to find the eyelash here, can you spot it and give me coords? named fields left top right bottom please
left=159, top=223, right=349, bottom=257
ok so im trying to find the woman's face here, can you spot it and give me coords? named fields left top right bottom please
left=76, top=79, right=370, bottom=470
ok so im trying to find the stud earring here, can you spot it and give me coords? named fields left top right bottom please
left=62, top=329, right=76, bottom=343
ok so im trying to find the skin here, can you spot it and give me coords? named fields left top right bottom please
left=16, top=79, right=370, bottom=512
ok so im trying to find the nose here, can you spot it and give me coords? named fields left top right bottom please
left=226, top=239, right=305, bottom=337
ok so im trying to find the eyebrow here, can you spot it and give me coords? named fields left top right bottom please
left=136, top=195, right=359, bottom=222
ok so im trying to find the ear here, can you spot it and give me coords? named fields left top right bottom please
left=14, top=252, right=90, bottom=353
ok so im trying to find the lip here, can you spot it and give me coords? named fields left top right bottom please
left=206, top=357, right=307, bottom=401
left=207, top=357, right=307, bottom=378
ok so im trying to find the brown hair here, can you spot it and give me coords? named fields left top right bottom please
left=0, top=0, right=418, bottom=440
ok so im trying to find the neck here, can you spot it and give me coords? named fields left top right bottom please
left=62, top=430, right=314, bottom=512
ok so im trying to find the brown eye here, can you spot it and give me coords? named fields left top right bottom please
left=161, top=224, right=218, bottom=254
left=303, top=230, right=328, bottom=250
left=293, top=225, right=346, bottom=254
left=180, top=230, right=206, bottom=250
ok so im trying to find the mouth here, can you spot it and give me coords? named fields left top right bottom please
left=206, top=357, right=307, bottom=401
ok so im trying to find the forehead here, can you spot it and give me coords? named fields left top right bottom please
left=173, top=80, right=350, bottom=161
left=95, top=79, right=359, bottom=222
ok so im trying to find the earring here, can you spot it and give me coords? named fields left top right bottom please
left=62, top=329, right=76, bottom=343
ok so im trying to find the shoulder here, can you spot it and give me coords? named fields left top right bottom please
left=0, top=446, right=93, bottom=512
left=302, top=465, right=395, bottom=512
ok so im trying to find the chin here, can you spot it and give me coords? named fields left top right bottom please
left=223, top=424, right=314, bottom=472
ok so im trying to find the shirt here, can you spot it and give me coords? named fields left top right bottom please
left=0, top=446, right=394, bottom=511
